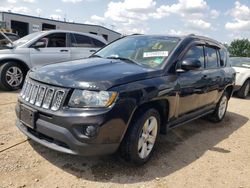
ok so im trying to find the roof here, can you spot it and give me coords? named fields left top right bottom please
left=0, top=11, right=121, bottom=35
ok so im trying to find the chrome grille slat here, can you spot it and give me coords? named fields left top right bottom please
left=35, top=86, right=46, bottom=107
left=25, top=82, right=32, bottom=101
left=42, top=88, right=55, bottom=109
left=30, top=85, right=39, bottom=104
left=20, top=79, right=66, bottom=111
left=51, top=90, right=65, bottom=111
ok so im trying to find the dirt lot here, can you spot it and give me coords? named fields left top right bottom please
left=0, top=91, right=249, bottom=188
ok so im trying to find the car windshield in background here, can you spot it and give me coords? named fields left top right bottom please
left=12, top=32, right=44, bottom=46
left=95, top=35, right=181, bottom=69
left=230, top=57, right=250, bottom=68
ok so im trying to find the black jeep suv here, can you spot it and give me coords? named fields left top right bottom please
left=16, top=34, right=235, bottom=165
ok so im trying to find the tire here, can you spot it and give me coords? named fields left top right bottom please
left=237, top=80, right=250, bottom=99
left=119, top=108, right=160, bottom=165
left=207, top=92, right=229, bottom=123
left=0, top=62, right=25, bottom=91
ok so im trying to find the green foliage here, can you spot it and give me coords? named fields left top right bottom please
left=228, top=39, right=250, bottom=57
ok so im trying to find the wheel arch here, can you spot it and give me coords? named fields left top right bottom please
left=126, top=99, right=170, bottom=136
left=224, top=85, right=234, bottom=99
left=0, top=58, right=30, bottom=73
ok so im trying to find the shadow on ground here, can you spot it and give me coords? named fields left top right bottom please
left=29, top=111, right=248, bottom=184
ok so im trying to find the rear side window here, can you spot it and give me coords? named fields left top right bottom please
left=219, top=48, right=228, bottom=67
left=71, top=34, right=93, bottom=47
left=183, top=45, right=205, bottom=68
left=92, top=38, right=106, bottom=48
left=205, top=47, right=218, bottom=68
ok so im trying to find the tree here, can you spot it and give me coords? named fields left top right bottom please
left=228, top=39, right=250, bottom=57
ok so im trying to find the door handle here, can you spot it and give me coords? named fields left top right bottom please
left=202, top=75, right=207, bottom=78
left=89, top=49, right=96, bottom=53
left=60, top=49, right=69, bottom=52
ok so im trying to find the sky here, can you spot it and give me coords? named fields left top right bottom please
left=0, top=0, right=250, bottom=43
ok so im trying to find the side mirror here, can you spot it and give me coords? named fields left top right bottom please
left=33, top=41, right=46, bottom=48
left=180, top=58, right=201, bottom=71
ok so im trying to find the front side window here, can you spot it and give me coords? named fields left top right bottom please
left=205, top=47, right=218, bottom=68
left=183, top=45, right=205, bottom=68
left=35, top=33, right=66, bottom=48
left=95, top=36, right=181, bottom=69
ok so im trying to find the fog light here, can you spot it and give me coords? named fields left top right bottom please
left=84, top=125, right=98, bottom=137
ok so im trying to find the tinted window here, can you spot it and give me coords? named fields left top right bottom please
left=206, top=47, right=218, bottom=68
left=36, top=33, right=66, bottom=48
left=92, top=38, right=105, bottom=48
left=219, top=48, right=227, bottom=67
left=71, top=34, right=93, bottom=47
left=183, top=45, right=205, bottom=68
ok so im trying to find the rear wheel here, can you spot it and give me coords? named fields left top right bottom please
left=0, top=62, right=25, bottom=91
left=120, top=108, right=160, bottom=165
left=237, top=80, right=249, bottom=99
left=207, top=92, right=229, bottom=123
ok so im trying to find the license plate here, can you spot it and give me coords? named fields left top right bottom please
left=20, top=105, right=37, bottom=129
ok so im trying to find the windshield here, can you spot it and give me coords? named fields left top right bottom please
left=12, top=32, right=44, bottom=46
left=230, top=57, right=250, bottom=68
left=95, top=35, right=181, bottom=69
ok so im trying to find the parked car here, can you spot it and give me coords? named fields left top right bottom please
left=16, top=34, right=235, bottom=165
left=0, top=30, right=107, bottom=91
left=230, top=57, right=250, bottom=98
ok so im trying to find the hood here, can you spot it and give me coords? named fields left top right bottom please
left=29, top=58, right=161, bottom=90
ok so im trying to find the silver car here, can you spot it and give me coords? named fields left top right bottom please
left=0, top=30, right=107, bottom=90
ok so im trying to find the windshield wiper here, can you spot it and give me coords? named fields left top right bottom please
left=89, top=54, right=102, bottom=58
left=106, top=56, right=139, bottom=65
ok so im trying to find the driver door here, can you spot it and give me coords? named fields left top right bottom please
left=30, top=33, right=71, bottom=67
left=177, top=45, right=207, bottom=116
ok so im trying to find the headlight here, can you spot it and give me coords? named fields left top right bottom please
left=68, top=90, right=118, bottom=108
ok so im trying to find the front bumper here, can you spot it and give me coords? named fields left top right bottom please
left=15, top=100, right=134, bottom=156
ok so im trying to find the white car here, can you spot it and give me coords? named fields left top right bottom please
left=0, top=30, right=107, bottom=90
left=230, top=57, right=250, bottom=98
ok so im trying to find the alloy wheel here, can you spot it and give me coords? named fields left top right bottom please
left=138, top=116, right=158, bottom=159
left=218, top=95, right=228, bottom=119
left=5, top=66, right=23, bottom=87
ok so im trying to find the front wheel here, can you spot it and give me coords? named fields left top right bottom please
left=207, top=92, right=229, bottom=123
left=0, top=62, right=25, bottom=91
left=119, top=108, right=160, bottom=165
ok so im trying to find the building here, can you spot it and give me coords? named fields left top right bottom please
left=0, top=11, right=121, bottom=43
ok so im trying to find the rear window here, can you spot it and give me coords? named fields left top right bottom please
left=71, top=34, right=93, bottom=47
left=219, top=48, right=228, bottom=67
left=92, top=38, right=106, bottom=48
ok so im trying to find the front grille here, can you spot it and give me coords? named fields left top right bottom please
left=20, top=79, right=66, bottom=111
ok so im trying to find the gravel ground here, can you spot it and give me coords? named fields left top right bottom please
left=0, top=91, right=249, bottom=188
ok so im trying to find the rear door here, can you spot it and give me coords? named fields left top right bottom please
left=200, top=46, right=225, bottom=107
left=30, top=33, right=71, bottom=67
left=177, top=44, right=207, bottom=116
left=70, top=33, right=105, bottom=60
